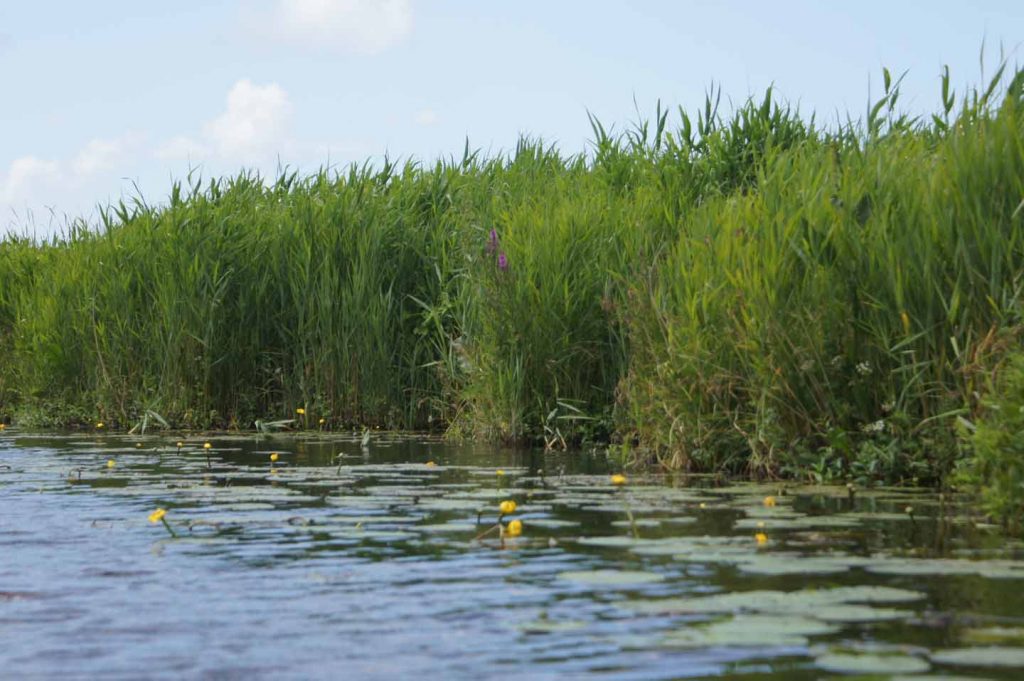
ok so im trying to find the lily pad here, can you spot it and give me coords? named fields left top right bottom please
left=557, top=569, right=665, bottom=586
left=518, top=619, right=588, bottom=634
left=662, top=613, right=838, bottom=649
left=815, top=652, right=930, bottom=674
left=930, top=646, right=1024, bottom=667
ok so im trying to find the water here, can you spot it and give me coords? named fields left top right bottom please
left=3, top=430, right=1024, bottom=679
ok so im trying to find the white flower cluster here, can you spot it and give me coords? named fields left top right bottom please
left=862, top=419, right=886, bottom=433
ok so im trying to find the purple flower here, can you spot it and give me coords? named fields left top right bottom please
left=497, top=251, right=508, bottom=271
left=486, top=228, right=499, bottom=254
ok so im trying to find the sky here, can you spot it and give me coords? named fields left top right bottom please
left=1, top=1, right=1022, bottom=238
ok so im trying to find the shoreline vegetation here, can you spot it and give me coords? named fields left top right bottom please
left=2, top=66, right=1023, bottom=524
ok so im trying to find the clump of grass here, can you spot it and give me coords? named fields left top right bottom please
left=0, top=63, right=1022, bottom=502
left=960, top=351, right=1024, bottom=533
left=620, top=65, right=1024, bottom=483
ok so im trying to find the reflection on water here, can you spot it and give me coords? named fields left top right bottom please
left=2, top=430, right=1024, bottom=679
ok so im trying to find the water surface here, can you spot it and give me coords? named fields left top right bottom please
left=3, top=430, right=1024, bottom=679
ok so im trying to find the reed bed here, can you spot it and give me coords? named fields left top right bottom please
left=1, top=67, right=1022, bottom=495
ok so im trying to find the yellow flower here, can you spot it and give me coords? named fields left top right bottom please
left=106, top=459, right=116, bottom=468
left=610, top=474, right=628, bottom=485
left=0, top=423, right=6, bottom=431
left=499, top=500, right=517, bottom=515
left=148, top=508, right=167, bottom=523
left=425, top=461, right=437, bottom=467
left=755, top=532, right=768, bottom=545
left=506, top=519, right=523, bottom=537
left=176, top=441, right=183, bottom=448
left=96, top=422, right=105, bottom=429
left=203, top=442, right=212, bottom=450
left=318, top=418, right=326, bottom=425
left=496, top=469, right=505, bottom=476
left=270, top=452, right=279, bottom=462
left=763, top=496, right=777, bottom=507
left=296, top=408, right=306, bottom=415
left=135, top=443, right=142, bottom=448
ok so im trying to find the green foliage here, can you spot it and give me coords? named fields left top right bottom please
left=619, top=66, right=1024, bottom=481
left=965, top=353, right=1024, bottom=532
left=1, top=63, right=1023, bottom=488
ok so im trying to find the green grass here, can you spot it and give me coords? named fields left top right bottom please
left=1, top=65, right=1023, bottom=497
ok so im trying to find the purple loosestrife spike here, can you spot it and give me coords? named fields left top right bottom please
left=497, top=252, right=508, bottom=271
left=486, top=228, right=499, bottom=253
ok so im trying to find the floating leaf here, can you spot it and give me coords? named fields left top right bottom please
left=557, top=569, right=665, bottom=586
left=930, top=646, right=1024, bottom=667
left=815, top=652, right=930, bottom=674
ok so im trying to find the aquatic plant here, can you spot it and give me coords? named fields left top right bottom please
left=0, top=62, right=1021, bottom=506
left=962, top=351, right=1024, bottom=532
left=148, top=507, right=176, bottom=537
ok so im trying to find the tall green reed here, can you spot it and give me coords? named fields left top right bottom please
left=0, top=64, right=1020, bottom=492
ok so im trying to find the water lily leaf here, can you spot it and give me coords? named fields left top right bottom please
left=557, top=569, right=665, bottom=586
left=930, top=646, right=1024, bottom=667
left=663, top=613, right=838, bottom=649
left=611, top=519, right=662, bottom=529
left=962, top=626, right=1024, bottom=645
left=811, top=605, right=909, bottom=623
left=815, top=652, right=930, bottom=674
left=517, top=619, right=588, bottom=633
left=414, top=522, right=480, bottom=533
left=733, top=555, right=852, bottom=576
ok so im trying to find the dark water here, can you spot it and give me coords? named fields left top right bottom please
left=2, top=430, right=1024, bottom=679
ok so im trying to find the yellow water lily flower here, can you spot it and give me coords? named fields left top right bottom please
left=610, top=474, right=627, bottom=485
left=318, top=418, right=326, bottom=425
left=0, top=423, right=6, bottom=431
left=270, top=452, right=279, bottom=462
left=425, top=461, right=437, bottom=467
left=296, top=408, right=306, bottom=415
left=699, top=502, right=707, bottom=509
left=755, top=532, right=768, bottom=545
left=203, top=442, right=212, bottom=450
left=496, top=469, right=505, bottom=476
left=499, top=500, right=517, bottom=515
left=148, top=508, right=167, bottom=523
left=506, top=519, right=523, bottom=537
left=176, top=441, right=183, bottom=448
left=763, top=496, right=777, bottom=507
left=96, top=422, right=105, bottom=429
left=106, top=459, right=116, bottom=468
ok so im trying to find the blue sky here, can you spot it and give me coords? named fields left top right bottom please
left=2, top=1, right=1022, bottom=237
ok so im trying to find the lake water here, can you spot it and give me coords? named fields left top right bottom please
left=3, top=430, right=1024, bottom=679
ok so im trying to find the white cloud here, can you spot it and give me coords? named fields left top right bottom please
left=72, top=134, right=142, bottom=176
left=154, top=79, right=292, bottom=166
left=2, top=134, right=144, bottom=230
left=0, top=156, right=61, bottom=204
left=414, top=108, right=439, bottom=126
left=154, top=135, right=211, bottom=162
left=204, top=80, right=291, bottom=162
left=1, top=133, right=142, bottom=207
left=274, top=0, right=413, bottom=54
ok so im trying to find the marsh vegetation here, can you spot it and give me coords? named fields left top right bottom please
left=1, top=66, right=1023, bottom=525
